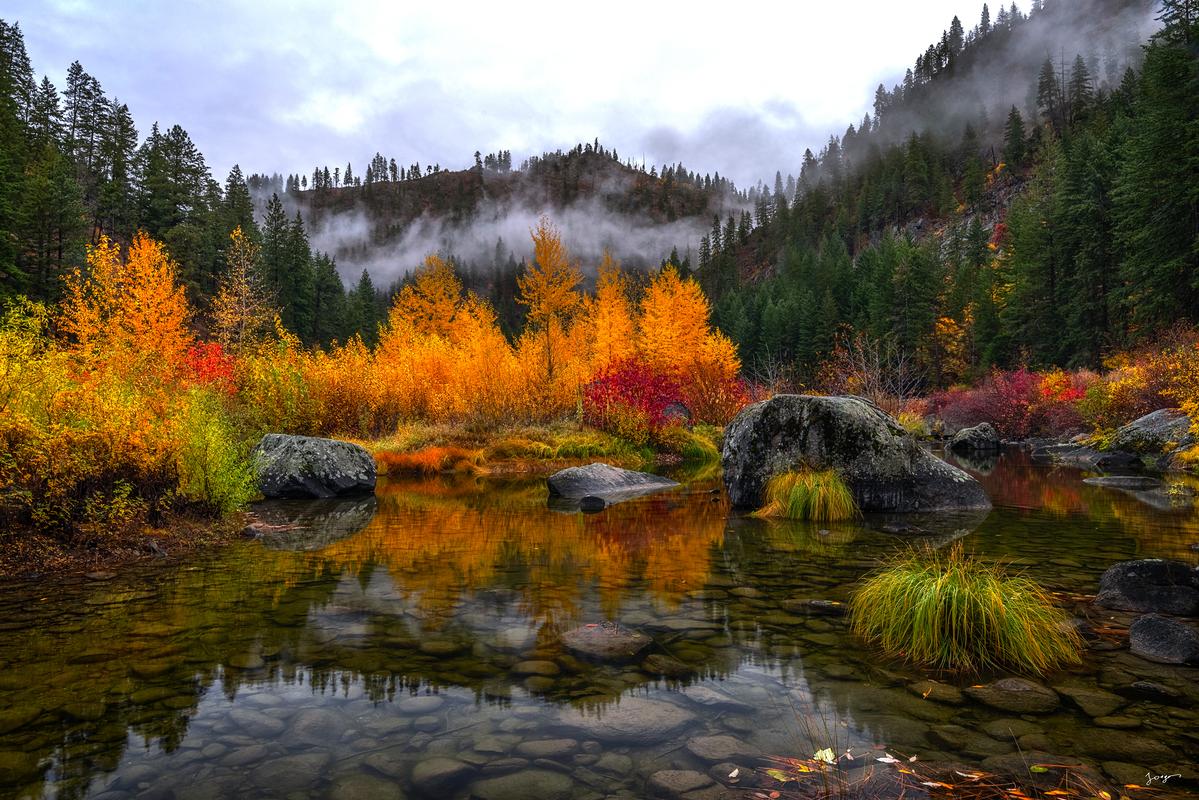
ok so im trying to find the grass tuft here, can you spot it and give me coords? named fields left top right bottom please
left=753, top=469, right=859, bottom=521
left=375, top=446, right=485, bottom=475
left=849, top=545, right=1083, bottom=675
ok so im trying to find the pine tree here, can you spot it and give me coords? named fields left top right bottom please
left=1003, top=106, right=1026, bottom=168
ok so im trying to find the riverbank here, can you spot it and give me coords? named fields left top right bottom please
left=0, top=420, right=723, bottom=578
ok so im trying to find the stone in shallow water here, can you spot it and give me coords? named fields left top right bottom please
left=1053, top=685, right=1125, bottom=717
left=685, top=735, right=760, bottom=763
left=679, top=685, right=753, bottom=713
left=1095, top=559, right=1199, bottom=616
left=1094, top=715, right=1142, bottom=729
left=230, top=707, right=286, bottom=737
left=642, top=653, right=692, bottom=678
left=250, top=752, right=333, bottom=792
left=0, top=751, right=42, bottom=786
left=649, top=769, right=714, bottom=797
left=410, top=756, right=474, bottom=794
left=328, top=772, right=406, bottom=800
left=546, top=462, right=678, bottom=502
left=980, top=718, right=1042, bottom=740
left=514, top=739, right=578, bottom=759
left=964, top=678, right=1059, bottom=714
left=227, top=652, right=265, bottom=670
left=554, top=697, right=697, bottom=745
left=398, top=695, right=445, bottom=714
left=285, top=707, right=351, bottom=747
left=1077, top=731, right=1173, bottom=764
left=927, top=724, right=1012, bottom=758
left=561, top=623, right=651, bottom=661
left=907, top=680, right=964, bottom=705
left=512, top=660, right=560, bottom=676
left=468, top=769, right=575, bottom=800
left=1129, top=614, right=1199, bottom=664
left=0, top=705, right=40, bottom=735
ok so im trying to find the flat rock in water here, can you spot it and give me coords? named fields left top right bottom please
left=1129, top=614, right=1199, bottom=664
left=554, top=697, right=697, bottom=745
left=964, top=678, right=1059, bottom=714
left=253, top=433, right=376, bottom=499
left=1053, top=685, right=1125, bottom=717
left=468, top=769, right=574, bottom=800
left=720, top=395, right=990, bottom=513
left=1083, top=475, right=1163, bottom=491
left=648, top=769, right=714, bottom=798
left=1095, top=559, right=1199, bottom=616
left=561, top=622, right=651, bottom=661
left=410, top=756, right=474, bottom=793
left=546, top=463, right=678, bottom=504
left=1030, top=443, right=1141, bottom=471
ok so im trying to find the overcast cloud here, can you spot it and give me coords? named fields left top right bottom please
left=10, top=0, right=1004, bottom=187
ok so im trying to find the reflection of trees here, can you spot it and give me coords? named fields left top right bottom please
left=303, top=475, right=728, bottom=622
left=972, top=451, right=1199, bottom=560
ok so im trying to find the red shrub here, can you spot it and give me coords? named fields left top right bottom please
left=184, top=342, right=236, bottom=395
left=583, top=359, right=685, bottom=444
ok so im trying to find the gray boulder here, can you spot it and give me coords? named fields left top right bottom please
left=253, top=434, right=376, bottom=499
left=1129, top=614, right=1199, bottom=664
left=1095, top=559, right=1199, bottom=617
left=1030, top=443, right=1142, bottom=471
left=547, top=463, right=678, bottom=504
left=1083, top=476, right=1163, bottom=491
left=1109, top=409, right=1195, bottom=454
left=950, top=422, right=1001, bottom=453
left=720, top=394, right=991, bottom=513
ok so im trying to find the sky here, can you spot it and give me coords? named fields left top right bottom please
left=9, top=0, right=997, bottom=188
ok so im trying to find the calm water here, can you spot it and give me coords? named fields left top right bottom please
left=1, top=451, right=1198, bottom=799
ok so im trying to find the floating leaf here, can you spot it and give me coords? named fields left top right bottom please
left=1030, top=766, right=1050, bottom=774
left=729, top=768, right=739, bottom=779
left=765, top=769, right=789, bottom=782
left=878, top=756, right=900, bottom=764
left=813, top=747, right=836, bottom=764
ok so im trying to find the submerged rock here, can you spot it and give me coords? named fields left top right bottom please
left=1129, top=614, right=1199, bottom=664
left=560, top=622, right=651, bottom=661
left=253, top=434, right=376, bottom=499
left=964, top=678, right=1059, bottom=714
left=949, top=422, right=1001, bottom=453
left=469, top=770, right=575, bottom=800
left=410, top=757, right=474, bottom=794
left=1095, top=559, right=1199, bottom=616
left=1109, top=408, right=1195, bottom=455
left=547, top=462, right=678, bottom=506
left=721, top=394, right=991, bottom=513
left=649, top=769, right=714, bottom=798
left=553, top=697, right=697, bottom=744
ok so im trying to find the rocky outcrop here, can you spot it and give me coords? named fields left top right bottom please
left=547, top=463, right=678, bottom=506
left=949, top=422, right=1001, bottom=453
left=720, top=395, right=990, bottom=513
left=1109, top=409, right=1195, bottom=454
left=1095, top=559, right=1199, bottom=617
left=252, top=434, right=376, bottom=499
left=1030, top=443, right=1141, bottom=471
left=1129, top=614, right=1199, bottom=664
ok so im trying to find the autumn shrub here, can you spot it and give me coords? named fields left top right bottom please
left=583, top=358, right=684, bottom=446
left=657, top=425, right=721, bottom=462
left=375, top=446, right=485, bottom=475
left=175, top=389, right=257, bottom=515
left=933, top=368, right=1094, bottom=439
left=850, top=545, right=1082, bottom=675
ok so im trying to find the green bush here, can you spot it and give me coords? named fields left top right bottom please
left=850, top=546, right=1083, bottom=675
left=754, top=469, right=858, bottom=521
left=176, top=389, right=258, bottom=515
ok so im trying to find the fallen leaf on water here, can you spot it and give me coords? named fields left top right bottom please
left=729, top=769, right=739, bottom=779
left=877, top=756, right=899, bottom=764
left=1030, top=766, right=1050, bottom=774
left=813, top=747, right=836, bottom=764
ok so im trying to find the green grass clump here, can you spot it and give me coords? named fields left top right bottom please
left=850, top=545, right=1083, bottom=675
left=753, top=469, right=859, bottom=521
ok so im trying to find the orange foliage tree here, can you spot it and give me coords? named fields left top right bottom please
left=518, top=217, right=583, bottom=384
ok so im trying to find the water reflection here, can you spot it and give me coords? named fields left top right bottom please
left=0, top=458, right=1196, bottom=799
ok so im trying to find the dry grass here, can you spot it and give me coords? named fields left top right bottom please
left=753, top=469, right=859, bottom=521
left=375, top=446, right=486, bottom=476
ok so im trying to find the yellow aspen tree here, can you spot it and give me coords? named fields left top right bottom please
left=589, top=250, right=635, bottom=370
left=517, top=216, right=582, bottom=382
left=212, top=227, right=276, bottom=353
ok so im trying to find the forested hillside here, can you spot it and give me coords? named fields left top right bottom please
left=0, top=24, right=738, bottom=343
left=703, top=0, right=1196, bottom=389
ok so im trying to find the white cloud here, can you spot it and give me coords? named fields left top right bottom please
left=12, top=0, right=1011, bottom=185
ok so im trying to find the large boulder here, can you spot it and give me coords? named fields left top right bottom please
left=1129, top=614, right=1199, bottom=664
left=720, top=395, right=991, bottom=513
left=1095, top=559, right=1199, bottom=616
left=547, top=463, right=678, bottom=505
left=252, top=434, right=376, bottom=499
left=949, top=422, right=1001, bottom=453
left=1109, top=409, right=1195, bottom=454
